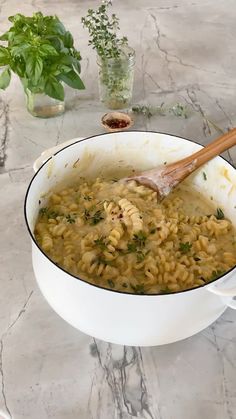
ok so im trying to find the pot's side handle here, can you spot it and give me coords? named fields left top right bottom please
left=207, top=275, right=236, bottom=309
left=33, top=137, right=83, bottom=172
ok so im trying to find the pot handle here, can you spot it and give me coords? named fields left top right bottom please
left=33, top=137, right=83, bottom=172
left=207, top=274, right=236, bottom=309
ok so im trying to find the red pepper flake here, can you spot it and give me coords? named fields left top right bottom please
left=106, top=118, right=129, bottom=129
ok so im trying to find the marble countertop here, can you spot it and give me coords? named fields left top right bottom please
left=0, top=1, right=236, bottom=418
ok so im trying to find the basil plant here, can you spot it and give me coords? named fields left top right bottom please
left=0, top=12, right=85, bottom=101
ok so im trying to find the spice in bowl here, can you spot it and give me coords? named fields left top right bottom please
left=101, top=112, right=134, bottom=132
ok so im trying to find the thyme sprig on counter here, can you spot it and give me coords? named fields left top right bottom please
left=132, top=102, right=189, bottom=119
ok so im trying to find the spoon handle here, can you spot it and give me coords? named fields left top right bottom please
left=165, top=128, right=236, bottom=179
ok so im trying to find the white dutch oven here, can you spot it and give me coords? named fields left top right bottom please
left=24, top=131, right=236, bottom=346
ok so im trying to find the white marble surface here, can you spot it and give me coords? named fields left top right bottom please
left=0, top=1, right=236, bottom=418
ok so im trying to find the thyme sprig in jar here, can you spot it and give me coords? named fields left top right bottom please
left=82, top=0, right=135, bottom=109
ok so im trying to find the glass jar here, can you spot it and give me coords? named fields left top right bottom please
left=97, top=46, right=135, bottom=110
left=25, top=89, right=65, bottom=118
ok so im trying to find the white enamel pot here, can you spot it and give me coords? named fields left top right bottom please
left=24, top=131, right=236, bottom=346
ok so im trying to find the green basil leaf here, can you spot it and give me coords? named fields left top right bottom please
left=10, top=34, right=27, bottom=45
left=58, top=70, right=85, bottom=90
left=45, top=77, right=64, bottom=100
left=64, top=31, right=74, bottom=48
left=11, top=44, right=31, bottom=57
left=39, top=44, right=58, bottom=57
left=45, top=36, right=64, bottom=52
left=59, top=55, right=73, bottom=65
left=0, top=32, right=9, bottom=41
left=26, top=55, right=43, bottom=84
left=0, top=47, right=9, bottom=66
left=59, top=65, right=72, bottom=74
left=50, top=21, right=66, bottom=36
left=72, top=58, right=81, bottom=74
left=0, top=67, right=11, bottom=90
left=8, top=14, right=23, bottom=23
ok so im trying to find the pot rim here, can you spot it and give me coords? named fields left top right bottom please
left=24, top=130, right=236, bottom=297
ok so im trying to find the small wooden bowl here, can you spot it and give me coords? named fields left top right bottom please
left=101, top=112, right=134, bottom=132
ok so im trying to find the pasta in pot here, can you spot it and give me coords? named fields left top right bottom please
left=34, top=177, right=236, bottom=294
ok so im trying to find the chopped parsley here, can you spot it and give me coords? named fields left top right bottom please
left=179, top=242, right=192, bottom=253
left=215, top=208, right=224, bottom=220
left=203, top=171, right=207, bottom=181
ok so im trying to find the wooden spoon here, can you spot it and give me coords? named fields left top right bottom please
left=127, top=128, right=236, bottom=199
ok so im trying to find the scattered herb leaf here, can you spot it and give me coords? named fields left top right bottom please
left=179, top=242, right=192, bottom=253
left=83, top=195, right=92, bottom=201
left=211, top=270, right=224, bottom=280
left=122, top=282, right=128, bottom=288
left=66, top=214, right=75, bottom=223
left=130, top=283, right=145, bottom=294
left=83, top=209, right=90, bottom=220
left=127, top=242, right=137, bottom=253
left=137, top=251, right=145, bottom=262
left=91, top=210, right=104, bottom=225
left=94, top=237, right=107, bottom=250
left=39, top=207, right=48, bottom=216
left=98, top=258, right=114, bottom=266
left=216, top=208, right=224, bottom=220
left=39, top=207, right=60, bottom=219
left=107, top=279, right=115, bottom=288
left=133, top=231, right=147, bottom=248
left=203, top=172, right=207, bottom=181
left=194, top=257, right=201, bottom=262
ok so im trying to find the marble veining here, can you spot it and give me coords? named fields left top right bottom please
left=0, top=1, right=236, bottom=418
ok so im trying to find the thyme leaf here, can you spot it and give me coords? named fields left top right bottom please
left=66, top=214, right=75, bottom=224
left=216, top=208, right=224, bottom=220
left=130, top=283, right=145, bottom=294
left=107, top=279, right=115, bottom=288
left=91, top=210, right=104, bottom=225
left=133, top=231, right=147, bottom=248
left=179, top=242, right=192, bottom=253
left=83, top=195, right=92, bottom=201
left=211, top=270, right=224, bottom=280
left=94, top=236, right=107, bottom=250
